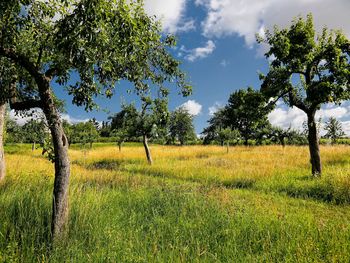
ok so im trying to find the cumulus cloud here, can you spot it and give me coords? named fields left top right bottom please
left=269, top=103, right=350, bottom=135
left=180, top=100, right=202, bottom=116
left=196, top=0, right=350, bottom=47
left=144, top=0, right=194, bottom=33
left=184, top=40, right=216, bottom=62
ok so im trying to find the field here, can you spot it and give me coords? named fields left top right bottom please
left=1, top=144, right=350, bottom=262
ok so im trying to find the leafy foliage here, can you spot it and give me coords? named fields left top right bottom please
left=259, top=14, right=350, bottom=112
left=169, top=107, right=196, bottom=145
left=324, top=117, right=345, bottom=144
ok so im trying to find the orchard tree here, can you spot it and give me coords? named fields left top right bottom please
left=115, top=98, right=170, bottom=164
left=109, top=111, right=129, bottom=152
left=0, top=0, right=191, bottom=237
left=169, top=107, right=196, bottom=145
left=217, top=128, right=240, bottom=153
left=201, top=108, right=227, bottom=145
left=22, top=119, right=47, bottom=151
left=111, top=129, right=128, bottom=152
left=258, top=14, right=350, bottom=176
left=324, top=117, right=345, bottom=144
left=225, top=87, right=271, bottom=145
left=71, top=121, right=99, bottom=149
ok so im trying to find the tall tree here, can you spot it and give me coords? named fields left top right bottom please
left=201, top=108, right=228, bottom=145
left=258, top=14, right=350, bottom=176
left=0, top=0, right=191, bottom=237
left=324, top=117, right=345, bottom=144
left=225, top=87, right=271, bottom=145
left=169, top=107, right=196, bottom=145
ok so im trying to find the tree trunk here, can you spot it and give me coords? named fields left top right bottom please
left=0, top=103, right=6, bottom=181
left=307, top=113, right=322, bottom=176
left=143, top=134, right=153, bottom=165
left=118, top=142, right=121, bottom=152
left=226, top=141, right=229, bottom=153
left=39, top=81, right=70, bottom=239
left=32, top=141, right=36, bottom=151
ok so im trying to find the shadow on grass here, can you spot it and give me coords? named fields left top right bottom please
left=72, top=158, right=143, bottom=171
left=125, top=166, right=257, bottom=191
left=276, top=180, right=350, bottom=205
left=325, top=158, right=350, bottom=166
left=222, top=178, right=256, bottom=189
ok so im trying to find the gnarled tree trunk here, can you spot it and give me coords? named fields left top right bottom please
left=38, top=80, right=70, bottom=238
left=0, top=103, right=6, bottom=181
left=307, top=112, right=322, bottom=176
left=143, top=134, right=153, bottom=165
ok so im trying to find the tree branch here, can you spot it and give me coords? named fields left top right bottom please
left=0, top=47, right=41, bottom=80
left=45, top=67, right=59, bottom=79
left=288, top=91, right=309, bottom=113
left=9, top=99, right=43, bottom=111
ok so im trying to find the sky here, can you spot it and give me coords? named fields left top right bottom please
left=13, top=0, right=350, bottom=134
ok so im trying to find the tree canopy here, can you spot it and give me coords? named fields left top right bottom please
left=258, top=14, right=350, bottom=176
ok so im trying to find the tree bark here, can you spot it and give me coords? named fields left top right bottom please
left=32, top=141, right=36, bottom=151
left=118, top=142, right=121, bottom=152
left=226, top=142, right=229, bottom=153
left=143, top=134, right=153, bottom=165
left=0, top=47, right=70, bottom=238
left=0, top=103, right=6, bottom=181
left=307, top=112, right=322, bottom=176
left=38, top=80, right=70, bottom=238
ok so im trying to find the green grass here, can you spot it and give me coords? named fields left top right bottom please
left=1, top=144, right=350, bottom=262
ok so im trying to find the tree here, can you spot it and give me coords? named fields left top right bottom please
left=22, top=119, right=47, bottom=151
left=225, top=87, right=272, bottom=145
left=217, top=128, right=240, bottom=153
left=0, top=0, right=191, bottom=237
left=258, top=14, right=350, bottom=176
left=201, top=108, right=228, bottom=145
left=110, top=129, right=128, bottom=152
left=109, top=110, right=130, bottom=152
left=324, top=117, right=345, bottom=144
left=113, top=98, right=170, bottom=164
left=71, top=121, right=99, bottom=149
left=169, top=107, right=196, bottom=145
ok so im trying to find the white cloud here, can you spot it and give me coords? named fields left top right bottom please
left=9, top=109, right=45, bottom=126
left=184, top=40, right=216, bottom=62
left=9, top=109, right=89, bottom=125
left=269, top=103, right=350, bottom=135
left=197, top=0, right=350, bottom=48
left=61, top=114, right=90, bottom=124
left=180, top=100, right=202, bottom=116
left=208, top=102, right=223, bottom=116
left=268, top=106, right=306, bottom=130
left=144, top=0, right=194, bottom=33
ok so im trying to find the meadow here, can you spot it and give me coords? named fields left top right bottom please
left=1, top=143, right=350, bottom=262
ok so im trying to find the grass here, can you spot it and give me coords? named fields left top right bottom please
left=1, top=144, right=350, bottom=262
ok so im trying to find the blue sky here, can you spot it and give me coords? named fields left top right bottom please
left=35, top=0, right=350, bottom=134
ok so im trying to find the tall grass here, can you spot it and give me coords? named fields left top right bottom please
left=1, top=144, right=350, bottom=262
